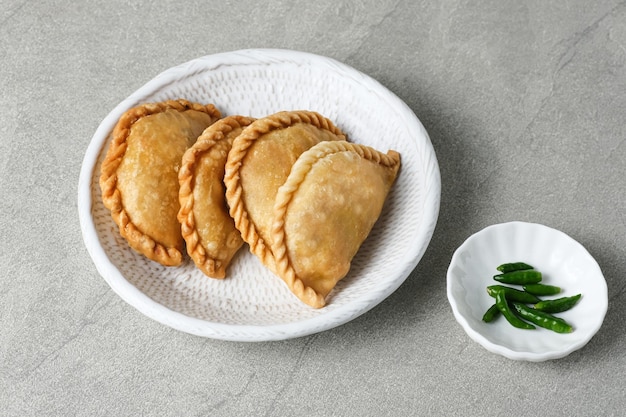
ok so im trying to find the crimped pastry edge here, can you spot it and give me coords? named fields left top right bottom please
left=270, top=141, right=401, bottom=308
left=223, top=110, right=347, bottom=273
left=99, top=99, right=221, bottom=266
left=178, top=115, right=255, bottom=277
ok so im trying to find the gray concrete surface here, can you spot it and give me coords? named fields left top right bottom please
left=2, top=1, right=625, bottom=416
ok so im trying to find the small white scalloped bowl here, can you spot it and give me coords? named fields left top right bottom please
left=447, top=221, right=608, bottom=361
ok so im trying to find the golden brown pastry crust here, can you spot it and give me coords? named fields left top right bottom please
left=99, top=99, right=221, bottom=266
left=270, top=141, right=401, bottom=308
left=178, top=116, right=255, bottom=278
left=224, top=111, right=347, bottom=272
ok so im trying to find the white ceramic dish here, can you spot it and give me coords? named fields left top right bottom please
left=447, top=221, right=608, bottom=361
left=78, top=49, right=441, bottom=341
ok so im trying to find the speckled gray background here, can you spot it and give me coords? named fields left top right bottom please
left=1, top=1, right=625, bottom=416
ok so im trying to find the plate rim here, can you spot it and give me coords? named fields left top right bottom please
left=78, top=48, right=441, bottom=341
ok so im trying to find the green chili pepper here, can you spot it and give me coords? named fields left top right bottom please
left=523, top=283, right=561, bottom=296
left=493, top=270, right=542, bottom=285
left=482, top=303, right=501, bottom=323
left=534, top=294, right=582, bottom=314
left=494, top=289, right=535, bottom=330
left=512, top=303, right=573, bottom=333
left=496, top=262, right=534, bottom=273
left=487, top=285, right=540, bottom=303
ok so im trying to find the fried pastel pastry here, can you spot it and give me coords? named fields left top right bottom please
left=270, top=141, right=401, bottom=308
left=224, top=111, right=346, bottom=272
left=99, top=99, right=221, bottom=266
left=178, top=116, right=255, bottom=278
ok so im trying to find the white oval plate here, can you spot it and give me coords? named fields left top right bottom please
left=447, top=221, right=608, bottom=361
left=78, top=49, right=441, bottom=341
